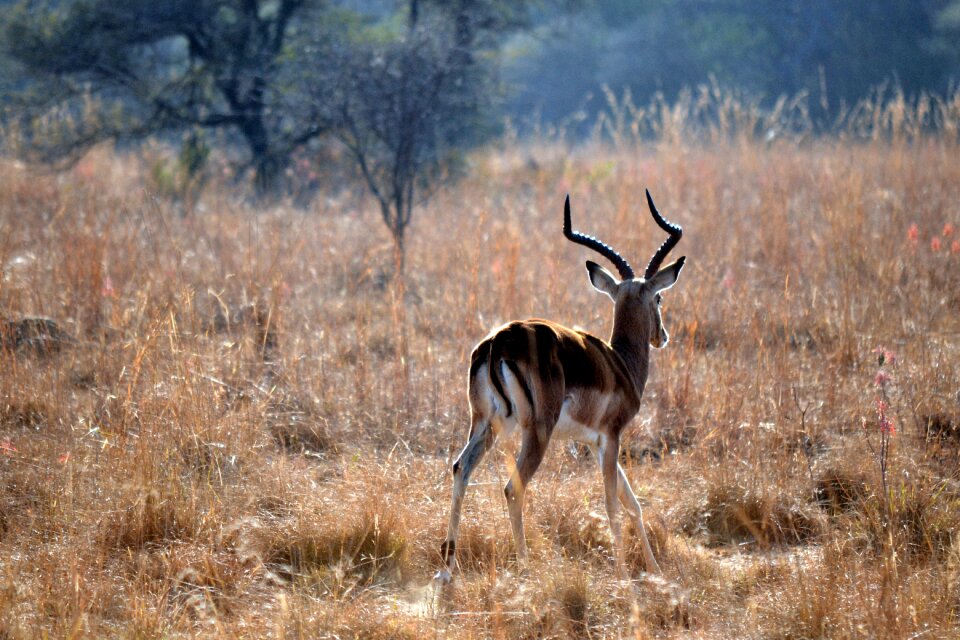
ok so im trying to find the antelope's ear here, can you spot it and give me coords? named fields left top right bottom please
left=649, top=256, right=685, bottom=292
left=586, top=260, right=619, bottom=300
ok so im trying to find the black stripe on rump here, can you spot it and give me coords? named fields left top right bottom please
left=503, top=359, right=533, bottom=414
left=487, top=331, right=514, bottom=417
left=469, top=340, right=490, bottom=381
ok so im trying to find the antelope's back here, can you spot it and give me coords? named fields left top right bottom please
left=468, top=320, right=641, bottom=428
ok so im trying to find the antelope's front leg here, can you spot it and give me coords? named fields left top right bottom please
left=617, top=464, right=661, bottom=574
left=599, top=436, right=628, bottom=578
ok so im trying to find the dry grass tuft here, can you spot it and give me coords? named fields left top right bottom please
left=0, top=397, right=52, bottom=429
left=887, top=481, right=960, bottom=563
left=681, top=479, right=824, bottom=547
left=253, top=503, right=409, bottom=590
left=545, top=491, right=616, bottom=562
left=265, top=393, right=335, bottom=456
left=104, top=484, right=207, bottom=551
left=816, top=467, right=869, bottom=515
left=924, top=412, right=960, bottom=443
left=630, top=573, right=691, bottom=632
left=447, top=523, right=516, bottom=576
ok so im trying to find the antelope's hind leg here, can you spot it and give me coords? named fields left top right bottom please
left=437, top=415, right=496, bottom=582
left=501, top=361, right=562, bottom=568
left=503, top=423, right=550, bottom=565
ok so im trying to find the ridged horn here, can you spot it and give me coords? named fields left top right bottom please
left=643, top=189, right=682, bottom=279
left=563, top=195, right=634, bottom=280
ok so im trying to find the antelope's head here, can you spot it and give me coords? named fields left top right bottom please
left=564, top=191, right=685, bottom=349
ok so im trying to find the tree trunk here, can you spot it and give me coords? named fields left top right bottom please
left=378, top=199, right=408, bottom=279
left=253, top=154, right=283, bottom=198
left=392, top=189, right=412, bottom=277
left=409, top=0, right=419, bottom=29
left=391, top=224, right=410, bottom=390
left=393, top=228, right=406, bottom=280
left=239, top=113, right=283, bottom=197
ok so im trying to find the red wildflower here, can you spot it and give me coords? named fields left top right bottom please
left=879, top=415, right=895, bottom=435
left=874, top=369, right=891, bottom=387
left=58, top=452, right=71, bottom=464
left=0, top=439, right=16, bottom=455
left=722, top=267, right=735, bottom=290
left=931, top=237, right=942, bottom=252
left=101, top=275, right=116, bottom=298
left=944, top=222, right=955, bottom=237
left=907, top=223, right=919, bottom=242
left=952, top=240, right=960, bottom=254
left=876, top=398, right=895, bottom=435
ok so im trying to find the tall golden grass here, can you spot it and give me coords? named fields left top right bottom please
left=1, top=89, right=960, bottom=637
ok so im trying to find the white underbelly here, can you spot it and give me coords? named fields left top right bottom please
left=551, top=400, right=602, bottom=446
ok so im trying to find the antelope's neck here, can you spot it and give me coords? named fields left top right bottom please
left=610, top=324, right=651, bottom=400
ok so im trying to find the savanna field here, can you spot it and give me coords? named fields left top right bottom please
left=2, top=114, right=960, bottom=637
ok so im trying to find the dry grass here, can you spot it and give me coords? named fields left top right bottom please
left=1, top=106, right=960, bottom=637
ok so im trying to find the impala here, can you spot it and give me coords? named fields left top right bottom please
left=436, top=191, right=685, bottom=583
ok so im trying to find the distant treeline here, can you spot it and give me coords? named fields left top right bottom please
left=505, top=0, right=960, bottom=133
left=1, top=0, right=958, bottom=199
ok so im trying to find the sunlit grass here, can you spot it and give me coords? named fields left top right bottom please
left=1, top=93, right=960, bottom=637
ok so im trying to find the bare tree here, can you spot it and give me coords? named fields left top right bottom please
left=314, top=0, right=557, bottom=274
left=327, top=9, right=494, bottom=275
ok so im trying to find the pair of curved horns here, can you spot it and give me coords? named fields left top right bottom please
left=563, top=190, right=683, bottom=280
